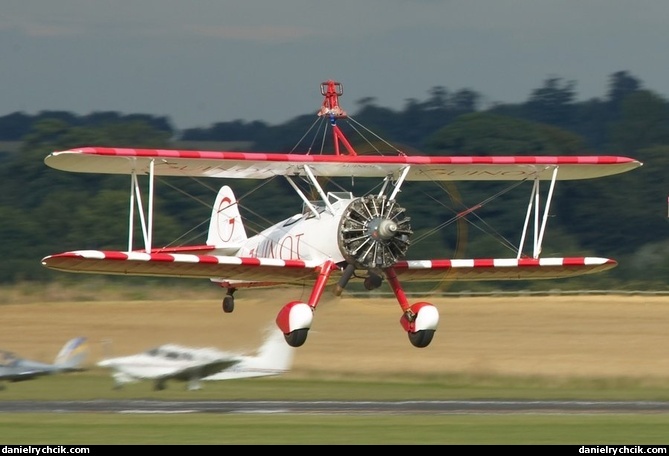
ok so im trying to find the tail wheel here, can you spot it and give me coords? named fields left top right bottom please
left=408, top=329, right=435, bottom=348
left=338, top=195, right=412, bottom=269
left=222, top=295, right=234, bottom=313
left=284, top=328, right=309, bottom=347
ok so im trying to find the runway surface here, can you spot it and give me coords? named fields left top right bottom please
left=1, top=400, right=669, bottom=414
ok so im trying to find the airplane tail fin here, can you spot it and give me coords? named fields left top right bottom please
left=54, top=337, right=89, bottom=370
left=207, top=185, right=248, bottom=252
left=204, top=327, right=294, bottom=380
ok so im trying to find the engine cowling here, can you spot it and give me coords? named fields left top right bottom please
left=337, top=195, right=412, bottom=269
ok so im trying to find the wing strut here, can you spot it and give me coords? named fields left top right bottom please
left=518, top=166, right=558, bottom=259
left=127, top=159, right=156, bottom=253
left=388, top=166, right=410, bottom=201
left=303, top=165, right=334, bottom=213
left=127, top=173, right=136, bottom=252
left=377, top=167, right=410, bottom=201
left=284, top=175, right=321, bottom=218
left=284, top=164, right=335, bottom=217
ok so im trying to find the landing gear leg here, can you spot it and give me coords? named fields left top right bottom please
left=277, top=260, right=336, bottom=347
left=384, top=267, right=411, bottom=313
left=222, top=288, right=236, bottom=313
left=384, top=267, right=439, bottom=348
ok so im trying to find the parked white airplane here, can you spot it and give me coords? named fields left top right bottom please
left=97, top=328, right=294, bottom=390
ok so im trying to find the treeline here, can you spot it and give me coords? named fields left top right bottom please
left=0, top=71, right=668, bottom=290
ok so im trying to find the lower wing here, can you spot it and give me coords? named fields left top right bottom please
left=171, top=360, right=243, bottom=382
left=42, top=250, right=616, bottom=284
left=41, top=250, right=324, bottom=285
left=393, top=257, right=616, bottom=280
left=0, top=370, right=49, bottom=382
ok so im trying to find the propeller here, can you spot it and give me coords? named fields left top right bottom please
left=337, top=195, right=412, bottom=269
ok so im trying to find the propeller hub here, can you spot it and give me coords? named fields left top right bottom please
left=368, top=218, right=397, bottom=240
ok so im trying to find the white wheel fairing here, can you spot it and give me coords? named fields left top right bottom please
left=399, top=302, right=439, bottom=334
left=275, top=301, right=313, bottom=334
left=413, top=303, right=439, bottom=331
left=400, top=302, right=439, bottom=348
left=288, top=302, right=313, bottom=330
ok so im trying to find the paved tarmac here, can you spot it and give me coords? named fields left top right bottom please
left=1, top=400, right=668, bottom=414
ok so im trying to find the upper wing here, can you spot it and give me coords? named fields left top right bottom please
left=45, top=147, right=642, bottom=181
left=41, top=250, right=616, bottom=284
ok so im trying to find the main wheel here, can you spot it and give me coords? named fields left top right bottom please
left=363, top=273, right=383, bottom=290
left=408, top=329, right=435, bottom=348
left=284, top=328, right=309, bottom=347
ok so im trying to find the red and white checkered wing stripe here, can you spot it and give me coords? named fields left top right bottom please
left=45, top=148, right=642, bottom=181
left=41, top=250, right=324, bottom=283
left=42, top=250, right=618, bottom=284
left=393, top=257, right=617, bottom=281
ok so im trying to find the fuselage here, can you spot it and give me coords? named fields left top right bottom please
left=0, top=360, right=63, bottom=381
left=97, top=346, right=239, bottom=380
left=97, top=355, right=190, bottom=378
left=236, top=195, right=353, bottom=263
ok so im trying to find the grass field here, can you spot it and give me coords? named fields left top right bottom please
left=2, top=413, right=669, bottom=445
left=1, top=285, right=668, bottom=444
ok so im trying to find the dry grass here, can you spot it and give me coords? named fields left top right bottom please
left=2, top=282, right=669, bottom=383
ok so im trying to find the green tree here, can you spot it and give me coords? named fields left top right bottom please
left=422, top=113, right=612, bottom=263
left=425, top=112, right=585, bottom=155
left=609, top=90, right=669, bottom=152
left=525, top=77, right=577, bottom=128
left=0, top=118, right=176, bottom=282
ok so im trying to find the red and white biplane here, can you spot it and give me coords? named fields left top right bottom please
left=41, top=80, right=642, bottom=349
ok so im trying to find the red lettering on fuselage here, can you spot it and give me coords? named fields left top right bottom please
left=258, top=239, right=276, bottom=258
left=254, top=232, right=306, bottom=260
left=279, top=236, right=293, bottom=258
left=294, top=233, right=304, bottom=258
